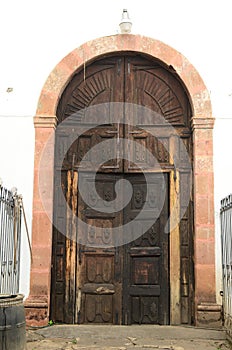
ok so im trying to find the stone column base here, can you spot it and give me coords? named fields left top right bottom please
left=196, top=303, right=222, bottom=328
left=24, top=297, right=49, bottom=327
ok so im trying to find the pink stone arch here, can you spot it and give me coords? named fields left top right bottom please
left=36, top=34, right=212, bottom=119
left=26, top=34, right=218, bottom=328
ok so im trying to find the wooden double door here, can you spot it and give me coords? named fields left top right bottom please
left=77, top=172, right=169, bottom=325
left=51, top=53, right=193, bottom=325
left=52, top=170, right=169, bottom=325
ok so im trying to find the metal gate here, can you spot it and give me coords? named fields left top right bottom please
left=0, top=185, right=22, bottom=294
left=220, top=194, right=232, bottom=339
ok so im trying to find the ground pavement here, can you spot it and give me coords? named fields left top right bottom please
left=26, top=325, right=231, bottom=350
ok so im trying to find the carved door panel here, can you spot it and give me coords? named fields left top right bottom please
left=56, top=56, right=125, bottom=173
left=77, top=172, right=123, bottom=324
left=123, top=173, right=169, bottom=325
left=123, top=56, right=190, bottom=172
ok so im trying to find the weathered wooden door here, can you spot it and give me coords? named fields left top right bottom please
left=76, top=172, right=168, bottom=325
left=51, top=56, right=125, bottom=323
left=77, top=172, right=123, bottom=324
left=123, top=173, right=169, bottom=325
left=51, top=53, right=193, bottom=325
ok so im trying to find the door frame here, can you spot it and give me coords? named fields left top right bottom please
left=25, top=34, right=216, bottom=327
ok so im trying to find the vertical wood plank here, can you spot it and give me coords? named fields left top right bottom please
left=169, top=135, right=181, bottom=324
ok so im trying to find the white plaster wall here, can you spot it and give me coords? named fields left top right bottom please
left=0, top=0, right=231, bottom=301
left=0, top=117, right=34, bottom=296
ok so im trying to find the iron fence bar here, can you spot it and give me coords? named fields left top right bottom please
left=220, top=194, right=232, bottom=339
left=1, top=187, right=9, bottom=293
left=0, top=187, right=3, bottom=293
left=0, top=186, right=22, bottom=295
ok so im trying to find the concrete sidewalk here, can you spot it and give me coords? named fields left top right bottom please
left=26, top=325, right=231, bottom=350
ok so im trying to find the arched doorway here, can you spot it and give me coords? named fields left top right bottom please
left=25, top=35, right=218, bottom=328
left=50, top=53, right=193, bottom=325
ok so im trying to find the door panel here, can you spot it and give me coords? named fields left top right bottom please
left=77, top=173, right=123, bottom=324
left=123, top=173, right=169, bottom=325
left=56, top=56, right=125, bottom=173
left=51, top=170, right=77, bottom=324
left=123, top=56, right=190, bottom=173
left=124, top=56, right=189, bottom=126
